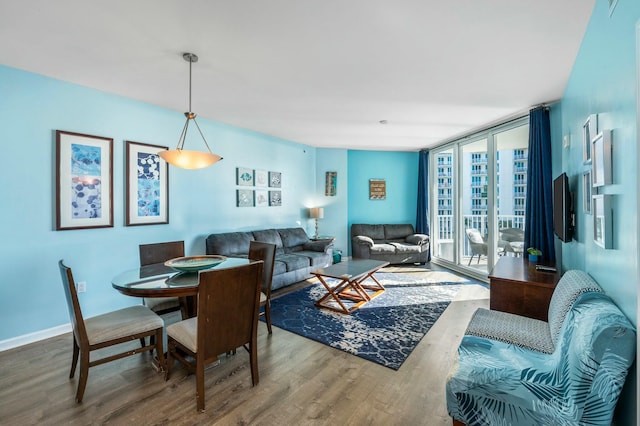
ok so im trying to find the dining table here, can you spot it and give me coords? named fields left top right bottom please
left=111, top=256, right=250, bottom=319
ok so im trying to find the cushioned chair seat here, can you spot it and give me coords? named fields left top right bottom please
left=86, top=305, right=164, bottom=346
left=166, top=316, right=197, bottom=351
left=144, top=297, right=181, bottom=314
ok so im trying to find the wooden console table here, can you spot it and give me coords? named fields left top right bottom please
left=488, top=257, right=561, bottom=321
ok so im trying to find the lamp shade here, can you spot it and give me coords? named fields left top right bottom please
left=158, top=149, right=222, bottom=170
left=309, top=207, right=324, bottom=219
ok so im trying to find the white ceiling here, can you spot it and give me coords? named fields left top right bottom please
left=0, top=0, right=594, bottom=151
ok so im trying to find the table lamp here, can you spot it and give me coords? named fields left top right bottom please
left=309, top=207, right=324, bottom=238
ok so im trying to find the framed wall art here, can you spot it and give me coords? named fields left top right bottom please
left=269, top=190, right=282, bottom=206
left=254, top=169, right=268, bottom=187
left=237, top=189, right=254, bottom=207
left=125, top=140, right=169, bottom=226
left=593, top=194, right=612, bottom=249
left=591, top=129, right=611, bottom=187
left=582, top=114, right=597, bottom=164
left=369, top=179, right=386, bottom=200
left=55, top=130, right=113, bottom=230
left=237, top=167, right=254, bottom=186
left=255, top=189, right=269, bottom=207
left=325, top=171, right=337, bottom=196
left=269, top=171, right=281, bottom=188
left=582, top=170, right=592, bottom=214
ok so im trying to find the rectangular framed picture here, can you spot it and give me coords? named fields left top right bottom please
left=237, top=167, right=254, bottom=186
left=125, top=141, right=169, bottom=226
left=269, top=190, right=282, bottom=206
left=255, top=189, right=269, bottom=207
left=237, top=189, right=254, bottom=207
left=582, top=114, right=597, bottom=164
left=325, top=171, right=337, bottom=196
left=582, top=170, right=592, bottom=214
left=254, top=169, right=268, bottom=187
left=593, top=194, right=612, bottom=249
left=592, top=129, right=611, bottom=187
left=269, top=171, right=282, bottom=188
left=56, top=130, right=113, bottom=230
left=369, top=179, right=386, bottom=200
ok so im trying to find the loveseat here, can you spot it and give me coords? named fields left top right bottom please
left=205, top=227, right=333, bottom=291
left=351, top=224, right=429, bottom=264
left=446, top=270, right=636, bottom=425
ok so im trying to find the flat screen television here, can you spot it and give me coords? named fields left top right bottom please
left=553, top=172, right=574, bottom=242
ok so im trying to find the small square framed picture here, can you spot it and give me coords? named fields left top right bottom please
left=237, top=167, right=254, bottom=186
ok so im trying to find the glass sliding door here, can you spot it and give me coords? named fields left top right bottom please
left=432, top=147, right=455, bottom=262
left=495, top=121, right=529, bottom=258
left=429, top=116, right=529, bottom=277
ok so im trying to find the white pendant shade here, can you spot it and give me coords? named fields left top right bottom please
left=158, top=149, right=222, bottom=170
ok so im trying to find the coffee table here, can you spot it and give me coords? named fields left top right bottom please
left=311, top=259, right=389, bottom=314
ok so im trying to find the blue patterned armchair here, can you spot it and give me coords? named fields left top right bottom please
left=446, top=271, right=636, bottom=425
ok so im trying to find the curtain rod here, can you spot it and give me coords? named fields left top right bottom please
left=420, top=99, right=560, bottom=152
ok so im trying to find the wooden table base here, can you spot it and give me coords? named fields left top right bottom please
left=314, top=271, right=386, bottom=314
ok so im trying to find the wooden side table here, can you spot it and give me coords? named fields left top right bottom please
left=488, top=257, right=561, bottom=321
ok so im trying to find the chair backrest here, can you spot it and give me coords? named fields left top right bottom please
left=197, top=262, right=263, bottom=359
left=547, top=270, right=603, bottom=346
left=465, top=228, right=484, bottom=244
left=58, top=260, right=88, bottom=347
left=139, top=241, right=185, bottom=266
left=248, top=240, right=276, bottom=297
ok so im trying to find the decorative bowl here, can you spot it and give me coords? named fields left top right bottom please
left=164, top=255, right=227, bottom=272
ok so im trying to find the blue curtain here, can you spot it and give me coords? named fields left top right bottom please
left=416, top=150, right=431, bottom=261
left=525, top=107, right=555, bottom=263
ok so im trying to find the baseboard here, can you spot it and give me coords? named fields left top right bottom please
left=0, top=324, right=71, bottom=352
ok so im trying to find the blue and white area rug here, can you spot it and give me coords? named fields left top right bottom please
left=268, top=270, right=483, bottom=370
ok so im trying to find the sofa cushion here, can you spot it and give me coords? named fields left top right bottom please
left=389, top=242, right=421, bottom=254
left=276, top=253, right=310, bottom=272
left=252, top=229, right=285, bottom=255
left=384, top=224, right=415, bottom=240
left=352, top=224, right=385, bottom=241
left=405, top=234, right=429, bottom=245
left=206, top=232, right=254, bottom=256
left=278, top=227, right=310, bottom=249
left=273, top=260, right=287, bottom=275
left=295, top=250, right=330, bottom=267
left=370, top=243, right=396, bottom=254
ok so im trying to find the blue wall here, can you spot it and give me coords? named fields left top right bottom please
left=558, top=2, right=639, bottom=424
left=0, top=64, right=319, bottom=340
left=347, top=150, right=419, bottom=227
left=0, top=65, right=420, bottom=344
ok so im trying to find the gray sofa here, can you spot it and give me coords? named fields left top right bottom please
left=351, top=224, right=430, bottom=264
left=205, top=227, right=333, bottom=291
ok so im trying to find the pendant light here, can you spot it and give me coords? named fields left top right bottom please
left=158, top=53, right=223, bottom=169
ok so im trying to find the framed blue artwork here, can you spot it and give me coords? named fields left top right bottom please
left=56, top=130, right=113, bottom=230
left=125, top=140, right=169, bottom=226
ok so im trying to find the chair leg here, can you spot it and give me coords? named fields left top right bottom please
left=154, top=329, right=165, bottom=372
left=249, top=339, right=259, bottom=386
left=70, top=337, right=80, bottom=378
left=264, top=301, right=272, bottom=335
left=467, top=254, right=474, bottom=266
left=75, top=353, right=90, bottom=403
left=165, top=339, right=174, bottom=381
left=140, top=337, right=146, bottom=348
left=196, top=359, right=205, bottom=412
left=477, top=255, right=481, bottom=264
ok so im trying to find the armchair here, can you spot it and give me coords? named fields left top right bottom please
left=464, top=228, right=487, bottom=265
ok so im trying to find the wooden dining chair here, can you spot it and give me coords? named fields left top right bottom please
left=139, top=240, right=185, bottom=316
left=248, top=240, right=276, bottom=334
left=58, top=260, right=165, bottom=403
left=165, top=261, right=263, bottom=412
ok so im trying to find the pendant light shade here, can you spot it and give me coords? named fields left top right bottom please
left=158, top=53, right=223, bottom=170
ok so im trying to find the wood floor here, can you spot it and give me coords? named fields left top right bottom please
left=0, top=269, right=489, bottom=426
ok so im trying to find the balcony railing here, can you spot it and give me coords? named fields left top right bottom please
left=435, top=214, right=525, bottom=259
